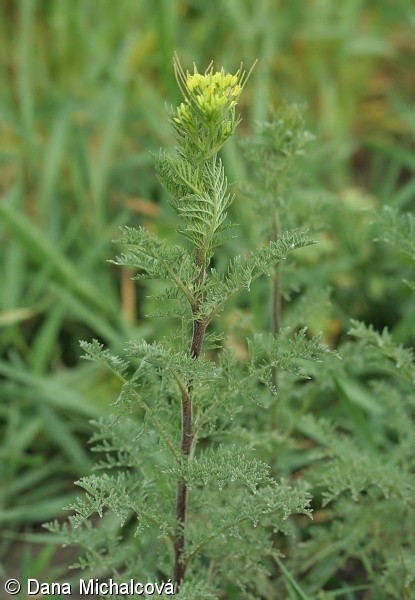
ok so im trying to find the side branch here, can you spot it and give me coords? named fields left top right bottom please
left=271, top=213, right=281, bottom=389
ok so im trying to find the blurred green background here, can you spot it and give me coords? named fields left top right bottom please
left=0, top=0, right=414, bottom=590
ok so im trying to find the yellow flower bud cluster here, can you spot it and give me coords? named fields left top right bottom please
left=173, top=67, right=242, bottom=126
left=186, top=70, right=241, bottom=95
left=174, top=102, right=192, bottom=126
left=186, top=68, right=241, bottom=115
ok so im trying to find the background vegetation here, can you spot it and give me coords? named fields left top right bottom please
left=0, top=0, right=414, bottom=598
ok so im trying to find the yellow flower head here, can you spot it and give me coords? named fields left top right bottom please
left=185, top=67, right=242, bottom=116
left=173, top=58, right=251, bottom=127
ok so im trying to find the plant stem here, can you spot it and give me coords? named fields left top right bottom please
left=173, top=277, right=206, bottom=585
left=271, top=212, right=281, bottom=390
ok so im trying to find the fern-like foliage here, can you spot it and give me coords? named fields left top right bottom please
left=198, top=229, right=315, bottom=322
left=374, top=205, right=415, bottom=260
left=49, top=59, right=331, bottom=599
left=154, top=154, right=235, bottom=256
left=349, top=319, right=415, bottom=384
left=241, top=104, right=314, bottom=215
left=286, top=314, right=415, bottom=598
left=246, top=328, right=337, bottom=399
left=374, top=205, right=415, bottom=291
